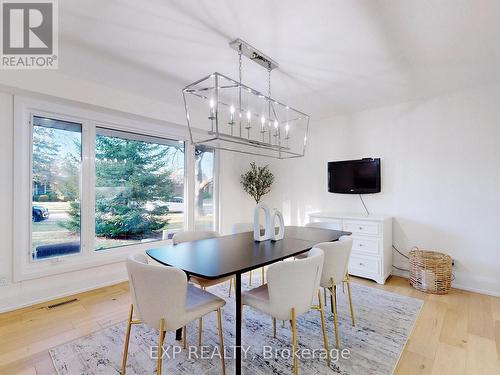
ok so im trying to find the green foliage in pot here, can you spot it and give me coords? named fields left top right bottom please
left=240, top=162, right=274, bottom=204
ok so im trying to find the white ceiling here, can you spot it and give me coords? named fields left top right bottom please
left=60, top=0, right=500, bottom=120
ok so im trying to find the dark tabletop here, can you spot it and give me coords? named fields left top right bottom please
left=146, top=226, right=350, bottom=279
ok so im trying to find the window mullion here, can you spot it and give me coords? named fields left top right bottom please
left=213, top=149, right=220, bottom=232
left=185, top=142, right=196, bottom=231
left=81, top=122, right=96, bottom=256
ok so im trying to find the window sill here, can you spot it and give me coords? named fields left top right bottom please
left=14, top=240, right=172, bottom=282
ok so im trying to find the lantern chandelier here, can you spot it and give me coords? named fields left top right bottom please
left=182, top=38, right=310, bottom=159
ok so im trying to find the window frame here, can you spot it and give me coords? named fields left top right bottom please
left=13, top=96, right=219, bottom=282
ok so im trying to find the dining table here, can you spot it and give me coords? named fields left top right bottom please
left=146, top=225, right=350, bottom=375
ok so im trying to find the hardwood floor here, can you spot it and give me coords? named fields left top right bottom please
left=0, top=276, right=498, bottom=374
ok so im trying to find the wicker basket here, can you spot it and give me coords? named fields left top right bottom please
left=409, top=248, right=452, bottom=294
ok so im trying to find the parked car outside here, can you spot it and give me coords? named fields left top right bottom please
left=32, top=205, right=49, bottom=222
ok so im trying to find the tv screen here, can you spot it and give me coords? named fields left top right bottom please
left=328, top=158, right=381, bottom=194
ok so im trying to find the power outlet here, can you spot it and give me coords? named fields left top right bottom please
left=0, top=275, right=9, bottom=286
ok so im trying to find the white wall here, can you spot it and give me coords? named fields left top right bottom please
left=273, top=84, right=500, bottom=296
left=0, top=72, right=261, bottom=312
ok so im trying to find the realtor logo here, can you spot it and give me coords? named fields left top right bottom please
left=1, top=0, right=58, bottom=69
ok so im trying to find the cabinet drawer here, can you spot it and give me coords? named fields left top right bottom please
left=343, top=220, right=380, bottom=236
left=349, top=255, right=379, bottom=275
left=351, top=236, right=380, bottom=256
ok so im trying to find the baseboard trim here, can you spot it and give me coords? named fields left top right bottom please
left=390, top=268, right=500, bottom=297
left=0, top=276, right=128, bottom=313
left=451, top=282, right=500, bottom=298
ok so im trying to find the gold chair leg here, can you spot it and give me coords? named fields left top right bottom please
left=217, top=308, right=226, bottom=375
left=198, top=317, right=203, bottom=346
left=331, top=284, right=340, bottom=349
left=121, top=304, right=133, bottom=375
left=346, top=274, right=356, bottom=326
left=229, top=278, right=232, bottom=298
left=249, top=270, right=252, bottom=286
left=323, top=288, right=328, bottom=310
left=157, top=318, right=165, bottom=375
left=273, top=317, right=277, bottom=338
left=261, top=267, right=265, bottom=286
left=291, top=307, right=298, bottom=375
left=282, top=320, right=285, bottom=328
left=182, top=325, right=187, bottom=349
left=318, top=291, right=330, bottom=366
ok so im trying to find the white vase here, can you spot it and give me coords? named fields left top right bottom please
left=271, top=209, right=284, bottom=241
left=253, top=203, right=272, bottom=241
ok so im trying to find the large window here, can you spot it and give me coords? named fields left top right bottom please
left=15, top=98, right=218, bottom=280
left=94, top=128, right=185, bottom=250
left=31, top=116, right=82, bottom=260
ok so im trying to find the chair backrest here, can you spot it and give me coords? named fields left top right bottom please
left=266, top=248, right=324, bottom=320
left=126, top=253, right=187, bottom=329
left=313, top=236, right=353, bottom=287
left=305, top=221, right=341, bottom=230
left=172, top=230, right=219, bottom=244
left=231, top=222, right=254, bottom=234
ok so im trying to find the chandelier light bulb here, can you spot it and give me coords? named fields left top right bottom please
left=208, top=98, right=216, bottom=120
left=274, top=120, right=278, bottom=129
left=229, top=105, right=235, bottom=123
left=244, top=110, right=252, bottom=130
left=285, top=123, right=290, bottom=138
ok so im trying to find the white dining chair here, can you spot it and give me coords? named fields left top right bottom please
left=172, top=230, right=235, bottom=345
left=314, top=237, right=355, bottom=348
left=231, top=222, right=265, bottom=286
left=242, top=248, right=329, bottom=375
left=122, top=253, right=226, bottom=375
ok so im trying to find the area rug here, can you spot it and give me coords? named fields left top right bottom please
left=49, top=278, right=422, bottom=374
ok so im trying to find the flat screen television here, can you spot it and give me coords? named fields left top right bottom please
left=328, top=158, right=381, bottom=194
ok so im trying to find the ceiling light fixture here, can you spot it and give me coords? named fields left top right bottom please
left=182, top=38, right=310, bottom=158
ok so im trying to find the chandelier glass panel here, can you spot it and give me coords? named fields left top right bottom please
left=182, top=39, right=309, bottom=159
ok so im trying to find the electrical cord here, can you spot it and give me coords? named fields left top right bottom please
left=392, top=244, right=409, bottom=259
left=392, top=244, right=410, bottom=272
left=392, top=265, right=409, bottom=272
left=359, top=194, right=369, bottom=215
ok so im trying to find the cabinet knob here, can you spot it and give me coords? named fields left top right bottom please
left=359, top=262, right=364, bottom=266
left=359, top=226, right=363, bottom=230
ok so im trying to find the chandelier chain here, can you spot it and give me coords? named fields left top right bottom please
left=268, top=67, right=271, bottom=98
left=238, top=46, right=243, bottom=136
